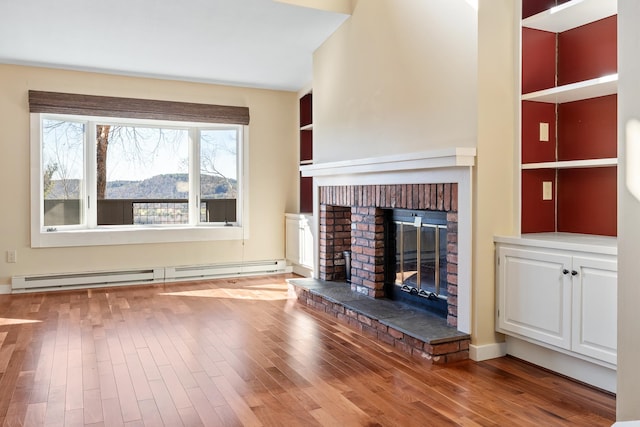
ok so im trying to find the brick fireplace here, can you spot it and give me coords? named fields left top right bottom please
left=318, top=183, right=459, bottom=327
left=300, top=148, right=476, bottom=334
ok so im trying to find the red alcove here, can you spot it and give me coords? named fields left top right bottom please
left=558, top=95, right=617, bottom=161
left=557, top=167, right=617, bottom=236
left=522, top=101, right=556, bottom=164
left=522, top=169, right=556, bottom=233
left=299, top=93, right=312, bottom=127
left=300, top=130, right=313, bottom=162
left=300, top=175, right=313, bottom=213
left=558, top=16, right=617, bottom=86
left=522, top=28, right=556, bottom=94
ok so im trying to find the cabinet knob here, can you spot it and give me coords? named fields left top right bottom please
left=562, top=269, right=570, bottom=275
left=571, top=270, right=578, bottom=276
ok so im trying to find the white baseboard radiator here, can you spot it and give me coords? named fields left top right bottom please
left=165, top=260, right=288, bottom=282
left=11, top=260, right=288, bottom=293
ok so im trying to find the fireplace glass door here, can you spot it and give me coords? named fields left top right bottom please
left=394, top=219, right=447, bottom=299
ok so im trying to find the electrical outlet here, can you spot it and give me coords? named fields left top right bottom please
left=7, top=250, right=17, bottom=263
left=539, top=122, right=549, bottom=142
left=542, top=181, right=553, bottom=201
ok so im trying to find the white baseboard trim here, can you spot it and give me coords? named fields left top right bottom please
left=505, top=336, right=616, bottom=393
left=291, top=264, right=313, bottom=277
left=469, top=342, right=507, bottom=361
left=0, top=284, right=11, bottom=295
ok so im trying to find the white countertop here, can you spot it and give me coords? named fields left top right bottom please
left=494, top=233, right=617, bottom=256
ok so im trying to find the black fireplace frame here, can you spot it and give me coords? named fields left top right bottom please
left=383, top=208, right=449, bottom=318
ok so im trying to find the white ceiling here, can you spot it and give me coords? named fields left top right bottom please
left=0, top=0, right=349, bottom=91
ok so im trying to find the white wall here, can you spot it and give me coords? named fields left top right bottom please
left=617, top=0, right=640, bottom=420
left=312, top=0, right=517, bottom=349
left=313, top=0, right=478, bottom=162
left=474, top=0, right=517, bottom=347
left=0, top=64, right=299, bottom=285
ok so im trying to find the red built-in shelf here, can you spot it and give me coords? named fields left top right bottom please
left=300, top=130, right=313, bottom=162
left=520, top=0, right=617, bottom=238
left=523, top=0, right=571, bottom=19
left=557, top=167, right=617, bottom=236
left=522, top=101, right=556, bottom=164
left=522, top=169, right=556, bottom=233
left=522, top=28, right=556, bottom=94
left=300, top=175, right=313, bottom=213
left=299, top=92, right=313, bottom=213
left=522, top=15, right=617, bottom=96
left=558, top=94, right=617, bottom=161
left=300, top=93, right=312, bottom=128
left=558, top=15, right=617, bottom=86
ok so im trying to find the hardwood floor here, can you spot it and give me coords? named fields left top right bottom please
left=0, top=275, right=615, bottom=426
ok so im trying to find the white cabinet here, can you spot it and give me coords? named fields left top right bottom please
left=495, top=234, right=617, bottom=366
left=497, top=247, right=572, bottom=349
left=571, top=256, right=617, bottom=364
left=285, top=214, right=314, bottom=275
left=285, top=218, right=301, bottom=263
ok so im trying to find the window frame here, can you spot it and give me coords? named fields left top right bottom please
left=31, top=113, right=249, bottom=248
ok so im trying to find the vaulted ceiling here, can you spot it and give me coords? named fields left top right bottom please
left=0, top=0, right=350, bottom=91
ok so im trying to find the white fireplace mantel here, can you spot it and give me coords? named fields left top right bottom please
left=300, top=147, right=477, bottom=335
left=300, top=147, right=476, bottom=177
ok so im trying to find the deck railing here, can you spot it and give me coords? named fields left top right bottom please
left=44, top=198, right=236, bottom=226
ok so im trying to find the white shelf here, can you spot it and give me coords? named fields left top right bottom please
left=522, top=0, right=617, bottom=33
left=300, top=123, right=313, bottom=131
left=300, top=147, right=476, bottom=177
left=494, top=233, right=617, bottom=256
left=521, top=158, right=617, bottom=170
left=522, top=74, right=617, bottom=104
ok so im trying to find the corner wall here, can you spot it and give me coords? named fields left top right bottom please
left=617, top=0, right=640, bottom=420
left=473, top=0, right=517, bottom=350
left=0, top=64, right=299, bottom=286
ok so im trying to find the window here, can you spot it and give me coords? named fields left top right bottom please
left=96, top=123, right=191, bottom=226
left=42, top=119, right=85, bottom=227
left=30, top=91, right=249, bottom=248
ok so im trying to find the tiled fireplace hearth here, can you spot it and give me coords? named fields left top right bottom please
left=319, top=183, right=459, bottom=327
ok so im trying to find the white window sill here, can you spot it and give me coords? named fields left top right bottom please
left=31, top=225, right=246, bottom=248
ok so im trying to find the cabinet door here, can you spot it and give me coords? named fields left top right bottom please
left=299, top=218, right=314, bottom=269
left=497, top=246, right=572, bottom=349
left=571, top=256, right=617, bottom=365
left=285, top=218, right=300, bottom=264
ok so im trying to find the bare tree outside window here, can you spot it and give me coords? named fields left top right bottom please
left=199, top=129, right=238, bottom=223
left=96, top=124, right=110, bottom=200
left=200, top=129, right=238, bottom=200
left=43, top=162, right=58, bottom=198
left=96, top=125, right=190, bottom=225
left=42, top=119, right=84, bottom=226
left=42, top=120, right=84, bottom=200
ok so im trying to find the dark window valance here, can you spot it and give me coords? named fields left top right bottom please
left=28, top=90, right=250, bottom=125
